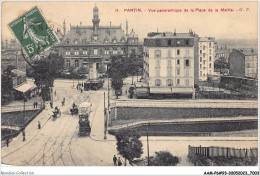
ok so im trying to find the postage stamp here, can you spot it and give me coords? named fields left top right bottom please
left=8, top=6, right=58, bottom=59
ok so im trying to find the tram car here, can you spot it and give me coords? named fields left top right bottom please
left=78, top=102, right=92, bottom=136
left=135, top=82, right=150, bottom=99
left=84, top=79, right=104, bottom=91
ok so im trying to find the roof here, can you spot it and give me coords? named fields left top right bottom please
left=215, top=49, right=231, bottom=54
left=61, top=25, right=129, bottom=44
left=79, top=102, right=92, bottom=108
left=11, top=69, right=26, bottom=76
left=234, top=49, right=258, bottom=56
left=199, top=37, right=215, bottom=42
left=14, top=83, right=36, bottom=93
left=146, top=32, right=195, bottom=39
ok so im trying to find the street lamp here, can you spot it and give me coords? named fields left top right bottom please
left=147, top=122, right=150, bottom=166
left=104, top=92, right=107, bottom=140
left=22, top=96, right=27, bottom=141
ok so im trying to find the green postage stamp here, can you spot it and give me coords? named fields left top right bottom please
left=8, top=6, right=58, bottom=59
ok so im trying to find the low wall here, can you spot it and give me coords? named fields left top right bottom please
left=113, top=107, right=257, bottom=121
left=108, top=119, right=258, bottom=136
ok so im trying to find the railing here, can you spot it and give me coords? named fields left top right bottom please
left=1, top=104, right=42, bottom=113
left=188, top=145, right=258, bottom=158
left=111, top=100, right=257, bottom=109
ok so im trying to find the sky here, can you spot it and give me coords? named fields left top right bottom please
left=1, top=1, right=258, bottom=41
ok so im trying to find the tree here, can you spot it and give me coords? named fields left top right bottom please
left=149, top=151, right=180, bottom=166
left=126, top=54, right=139, bottom=85
left=97, top=64, right=106, bottom=74
left=115, top=130, right=143, bottom=166
left=30, top=52, right=64, bottom=101
left=107, top=55, right=128, bottom=98
left=1, top=73, right=14, bottom=105
left=214, top=57, right=229, bottom=75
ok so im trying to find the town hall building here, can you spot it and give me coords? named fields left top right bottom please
left=54, top=5, right=140, bottom=79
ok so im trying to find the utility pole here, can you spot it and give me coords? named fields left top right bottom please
left=147, top=123, right=150, bottom=166
left=22, top=97, right=26, bottom=141
left=104, top=92, right=107, bottom=140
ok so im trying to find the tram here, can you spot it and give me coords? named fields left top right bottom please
left=78, top=102, right=92, bottom=136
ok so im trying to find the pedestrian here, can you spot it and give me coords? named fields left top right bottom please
left=38, top=121, right=41, bottom=129
left=50, top=101, right=53, bottom=109
left=81, top=88, right=83, bottom=93
left=54, top=90, right=56, bottom=96
left=6, top=138, right=9, bottom=147
left=63, top=97, right=65, bottom=106
left=35, top=102, right=38, bottom=108
left=33, top=102, right=36, bottom=108
left=22, top=129, right=26, bottom=141
left=113, top=155, right=117, bottom=166
left=117, top=157, right=122, bottom=166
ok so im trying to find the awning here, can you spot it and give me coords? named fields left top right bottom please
left=14, top=83, right=36, bottom=93
left=150, top=87, right=193, bottom=94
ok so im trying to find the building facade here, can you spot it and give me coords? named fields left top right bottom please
left=229, top=49, right=258, bottom=79
left=143, top=31, right=196, bottom=98
left=54, top=5, right=140, bottom=80
left=198, top=37, right=215, bottom=81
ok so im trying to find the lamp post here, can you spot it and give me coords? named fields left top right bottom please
left=147, top=122, right=150, bottom=166
left=22, top=97, right=26, bottom=141
left=104, top=92, right=107, bottom=139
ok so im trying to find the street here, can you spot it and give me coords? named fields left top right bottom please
left=1, top=79, right=258, bottom=166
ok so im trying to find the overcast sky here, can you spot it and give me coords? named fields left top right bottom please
left=2, top=1, right=258, bottom=41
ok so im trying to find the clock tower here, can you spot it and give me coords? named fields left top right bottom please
left=92, top=4, right=100, bottom=40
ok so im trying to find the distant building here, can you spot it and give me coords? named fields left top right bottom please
left=198, top=37, right=215, bottom=81
left=229, top=49, right=258, bottom=79
left=54, top=5, right=141, bottom=80
left=215, top=49, right=231, bottom=62
left=1, top=39, right=27, bottom=73
left=143, top=30, right=197, bottom=98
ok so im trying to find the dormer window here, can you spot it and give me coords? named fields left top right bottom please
left=113, top=40, right=117, bottom=43
left=177, top=41, right=180, bottom=45
left=66, top=40, right=70, bottom=45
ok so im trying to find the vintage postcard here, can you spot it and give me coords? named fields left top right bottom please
left=1, top=1, right=258, bottom=175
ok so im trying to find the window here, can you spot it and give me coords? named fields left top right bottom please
left=177, top=68, right=180, bottom=75
left=177, top=79, right=180, bottom=85
left=200, top=64, right=202, bottom=69
left=155, top=79, right=161, bottom=86
left=75, top=60, right=79, bottom=67
left=246, top=63, right=250, bottom=68
left=203, top=53, right=206, bottom=58
left=177, top=59, right=180, bottom=65
left=167, top=60, right=172, bottom=67
left=74, top=49, right=79, bottom=56
left=105, top=48, right=109, bottom=55
left=168, top=40, right=171, bottom=46
left=200, top=71, right=202, bottom=76
left=167, top=79, right=173, bottom=86
left=185, top=79, right=189, bottom=86
left=113, top=48, right=117, bottom=54
left=209, top=43, right=212, bottom=48
left=156, top=69, right=160, bottom=77
left=200, top=57, right=202, bottom=62
left=168, top=50, right=172, bottom=57
left=185, top=69, right=189, bottom=77
left=186, top=40, right=189, bottom=45
left=155, top=50, right=161, bottom=58
left=209, top=56, right=212, bottom=61
left=94, top=49, right=98, bottom=55
left=113, top=40, right=117, bottom=43
left=209, top=49, right=212, bottom=54
left=121, top=48, right=125, bottom=54
left=65, top=50, right=70, bottom=56
left=203, top=67, right=206, bottom=70
left=167, top=69, right=172, bottom=77
left=203, top=60, right=206, bottom=65
left=209, top=63, right=212, bottom=68
left=156, top=60, right=160, bottom=67
left=66, top=40, right=69, bottom=45
left=185, top=50, right=190, bottom=57
left=66, top=60, right=70, bottom=67
left=177, top=49, right=180, bottom=55
left=203, top=45, right=206, bottom=50
left=185, top=60, right=190, bottom=67
left=200, top=50, right=202, bottom=54
left=83, top=49, right=88, bottom=55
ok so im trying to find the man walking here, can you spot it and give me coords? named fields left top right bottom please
left=35, top=102, right=38, bottom=108
left=33, top=102, right=36, bottom=108
left=113, top=155, right=117, bottom=166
